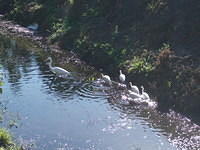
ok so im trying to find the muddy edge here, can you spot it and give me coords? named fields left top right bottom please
left=0, top=15, right=95, bottom=72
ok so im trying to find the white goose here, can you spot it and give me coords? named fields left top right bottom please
left=141, top=86, right=150, bottom=100
left=119, top=70, right=125, bottom=83
left=101, top=73, right=112, bottom=85
left=129, top=82, right=139, bottom=94
left=46, top=57, right=70, bottom=76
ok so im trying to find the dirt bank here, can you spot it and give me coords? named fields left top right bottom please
left=0, top=14, right=95, bottom=73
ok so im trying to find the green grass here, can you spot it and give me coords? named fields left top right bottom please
left=0, top=129, right=12, bottom=147
left=127, top=56, right=154, bottom=73
left=0, top=129, right=21, bottom=150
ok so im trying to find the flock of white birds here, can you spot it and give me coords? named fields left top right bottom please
left=101, top=70, right=150, bottom=101
left=30, top=23, right=150, bottom=104
left=46, top=57, right=151, bottom=103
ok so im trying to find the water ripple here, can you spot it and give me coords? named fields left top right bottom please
left=75, top=79, right=114, bottom=100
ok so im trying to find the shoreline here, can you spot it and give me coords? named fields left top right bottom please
left=0, top=15, right=96, bottom=73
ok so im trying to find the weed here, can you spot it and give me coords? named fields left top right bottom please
left=0, top=129, right=12, bottom=147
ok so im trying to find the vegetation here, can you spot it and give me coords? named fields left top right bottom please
left=0, top=129, right=21, bottom=150
left=0, top=65, right=3, bottom=94
left=0, top=129, right=12, bottom=147
left=0, top=67, right=21, bottom=150
left=0, top=0, right=200, bottom=115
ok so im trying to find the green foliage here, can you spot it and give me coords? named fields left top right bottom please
left=74, top=38, right=119, bottom=70
left=127, top=56, right=154, bottom=74
left=49, top=19, right=67, bottom=41
left=146, top=0, right=167, bottom=15
left=82, top=8, right=99, bottom=17
left=0, top=129, right=21, bottom=150
left=159, top=43, right=171, bottom=51
left=121, top=49, right=155, bottom=76
left=0, top=129, right=12, bottom=147
left=27, top=2, right=43, bottom=13
left=2, top=0, right=200, bottom=47
left=68, top=0, right=74, bottom=5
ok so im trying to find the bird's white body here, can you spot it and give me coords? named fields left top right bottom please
left=27, top=23, right=39, bottom=31
left=117, top=83, right=127, bottom=89
left=119, top=70, right=125, bottom=83
left=46, top=57, right=70, bottom=76
left=101, top=73, right=112, bottom=85
left=128, top=90, right=142, bottom=99
left=50, top=66, right=70, bottom=75
left=129, top=82, right=139, bottom=94
left=141, top=86, right=150, bottom=100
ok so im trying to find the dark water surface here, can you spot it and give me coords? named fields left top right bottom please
left=0, top=35, right=199, bottom=150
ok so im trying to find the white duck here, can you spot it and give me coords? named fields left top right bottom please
left=46, top=57, right=70, bottom=76
left=101, top=73, right=112, bottom=85
left=119, top=70, right=125, bottom=83
left=141, top=86, right=150, bottom=100
left=129, top=82, right=139, bottom=94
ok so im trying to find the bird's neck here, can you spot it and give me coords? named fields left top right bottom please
left=130, top=83, right=132, bottom=87
left=141, top=88, right=144, bottom=94
left=48, top=61, right=53, bottom=69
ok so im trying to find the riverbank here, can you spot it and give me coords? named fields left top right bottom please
left=0, top=128, right=21, bottom=150
left=0, top=0, right=200, bottom=121
left=0, top=15, right=96, bottom=75
left=0, top=67, right=20, bottom=150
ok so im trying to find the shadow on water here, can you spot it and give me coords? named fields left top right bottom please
left=0, top=35, right=33, bottom=95
left=0, top=34, right=200, bottom=150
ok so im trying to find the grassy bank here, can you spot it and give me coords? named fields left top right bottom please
left=0, top=128, right=21, bottom=150
left=0, top=58, right=21, bottom=150
left=0, top=0, right=200, bottom=115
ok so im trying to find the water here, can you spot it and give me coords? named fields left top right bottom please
left=0, top=35, right=199, bottom=150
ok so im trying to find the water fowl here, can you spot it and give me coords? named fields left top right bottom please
left=101, top=73, right=112, bottom=85
left=141, top=86, right=150, bottom=100
left=119, top=70, right=125, bottom=83
left=46, top=57, right=70, bottom=76
left=129, top=82, right=139, bottom=94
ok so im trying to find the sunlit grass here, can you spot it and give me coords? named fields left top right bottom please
left=125, top=56, right=154, bottom=74
left=0, top=129, right=21, bottom=150
left=69, top=0, right=74, bottom=5
left=0, top=129, right=12, bottom=147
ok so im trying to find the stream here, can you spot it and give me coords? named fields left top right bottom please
left=0, top=34, right=199, bottom=150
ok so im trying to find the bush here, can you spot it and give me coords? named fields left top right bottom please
left=127, top=56, right=154, bottom=74
left=122, top=50, right=155, bottom=76
left=0, top=129, right=12, bottom=147
left=0, top=129, right=21, bottom=150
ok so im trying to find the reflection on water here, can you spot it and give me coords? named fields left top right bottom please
left=0, top=34, right=199, bottom=150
